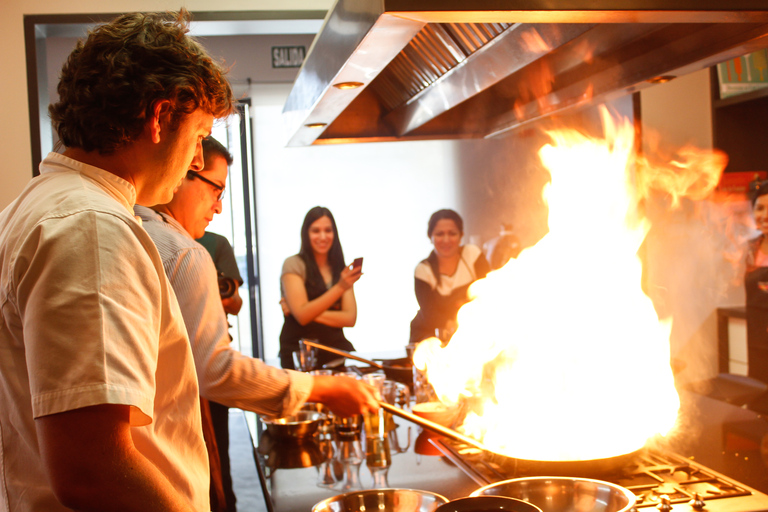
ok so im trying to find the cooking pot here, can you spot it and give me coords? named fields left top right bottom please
left=261, top=410, right=325, bottom=438
left=301, top=340, right=414, bottom=387
left=436, top=496, right=543, bottom=512
left=471, top=477, right=636, bottom=512
left=312, top=488, right=448, bottom=512
left=373, top=357, right=413, bottom=387
left=257, top=430, right=327, bottom=469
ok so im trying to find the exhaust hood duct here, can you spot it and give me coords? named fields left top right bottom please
left=282, top=0, right=768, bottom=147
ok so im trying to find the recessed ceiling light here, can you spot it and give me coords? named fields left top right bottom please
left=647, top=75, right=676, bottom=84
left=332, top=81, right=364, bottom=90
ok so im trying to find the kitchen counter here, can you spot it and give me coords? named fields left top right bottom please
left=245, top=385, right=768, bottom=512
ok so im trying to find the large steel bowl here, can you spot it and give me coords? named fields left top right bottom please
left=471, top=477, right=636, bottom=512
left=312, top=488, right=448, bottom=512
left=261, top=411, right=325, bottom=438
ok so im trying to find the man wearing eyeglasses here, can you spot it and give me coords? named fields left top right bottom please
left=135, top=137, right=379, bottom=511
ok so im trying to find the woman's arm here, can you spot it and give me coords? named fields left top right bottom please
left=282, top=265, right=361, bottom=326
left=314, top=286, right=357, bottom=327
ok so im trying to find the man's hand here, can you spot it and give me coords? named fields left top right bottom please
left=308, top=375, right=380, bottom=417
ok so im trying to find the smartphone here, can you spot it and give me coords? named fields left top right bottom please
left=351, top=257, right=363, bottom=271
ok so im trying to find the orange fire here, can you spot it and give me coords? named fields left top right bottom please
left=413, top=107, right=727, bottom=461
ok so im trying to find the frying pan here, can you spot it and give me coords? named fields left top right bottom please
left=379, top=402, right=643, bottom=478
left=301, top=341, right=413, bottom=386
left=307, top=342, right=643, bottom=476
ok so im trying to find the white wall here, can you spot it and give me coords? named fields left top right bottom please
left=251, top=84, right=459, bottom=360
left=0, top=0, right=333, bottom=211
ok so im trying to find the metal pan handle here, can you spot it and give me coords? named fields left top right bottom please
left=301, top=340, right=385, bottom=369
left=378, top=401, right=488, bottom=452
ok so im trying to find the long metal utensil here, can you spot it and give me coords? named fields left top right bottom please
left=378, top=402, right=488, bottom=452
left=302, top=340, right=385, bottom=369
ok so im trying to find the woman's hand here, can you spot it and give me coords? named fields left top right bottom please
left=338, top=264, right=363, bottom=290
left=279, top=297, right=291, bottom=316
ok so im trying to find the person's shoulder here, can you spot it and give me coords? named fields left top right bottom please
left=414, top=258, right=435, bottom=283
left=462, top=244, right=483, bottom=261
left=282, top=254, right=306, bottom=275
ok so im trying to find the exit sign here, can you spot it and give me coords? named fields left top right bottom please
left=272, top=46, right=306, bottom=68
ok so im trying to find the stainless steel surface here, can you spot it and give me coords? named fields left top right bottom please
left=283, top=0, right=768, bottom=146
left=311, top=488, right=449, bottom=512
left=471, top=477, right=636, bottom=512
left=261, top=410, right=326, bottom=438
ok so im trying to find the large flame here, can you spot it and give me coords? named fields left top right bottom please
left=414, top=107, right=726, bottom=461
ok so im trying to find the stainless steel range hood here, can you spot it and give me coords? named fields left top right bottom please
left=282, top=0, right=768, bottom=147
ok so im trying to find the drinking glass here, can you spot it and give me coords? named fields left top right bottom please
left=365, top=436, right=391, bottom=488
left=297, top=338, right=318, bottom=371
left=382, top=380, right=411, bottom=453
left=332, top=436, right=363, bottom=491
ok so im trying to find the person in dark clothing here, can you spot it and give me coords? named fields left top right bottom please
left=409, top=209, right=490, bottom=345
left=279, top=207, right=362, bottom=369
left=745, top=179, right=768, bottom=385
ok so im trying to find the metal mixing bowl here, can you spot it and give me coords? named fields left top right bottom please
left=312, top=488, right=448, bottom=512
left=471, top=477, right=636, bottom=512
left=261, top=410, right=325, bottom=438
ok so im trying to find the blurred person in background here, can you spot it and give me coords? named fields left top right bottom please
left=280, top=206, right=362, bottom=369
left=410, top=209, right=490, bottom=345
left=745, top=179, right=768, bottom=386
left=483, top=222, right=521, bottom=270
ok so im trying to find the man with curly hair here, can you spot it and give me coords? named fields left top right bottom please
left=0, top=11, right=235, bottom=512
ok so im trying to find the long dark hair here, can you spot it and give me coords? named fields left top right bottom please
left=299, top=206, right=346, bottom=287
left=425, top=209, right=464, bottom=287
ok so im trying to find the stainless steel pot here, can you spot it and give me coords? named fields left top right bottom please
left=312, top=488, right=448, bottom=512
left=471, top=477, right=636, bottom=512
left=261, top=410, right=325, bottom=438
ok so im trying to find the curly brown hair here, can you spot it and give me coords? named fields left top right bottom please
left=49, top=10, right=235, bottom=154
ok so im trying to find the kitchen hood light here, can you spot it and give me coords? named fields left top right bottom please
left=304, top=122, right=328, bottom=129
left=332, top=81, right=364, bottom=90
left=647, top=76, right=677, bottom=84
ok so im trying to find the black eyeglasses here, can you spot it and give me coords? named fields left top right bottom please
left=187, top=170, right=225, bottom=201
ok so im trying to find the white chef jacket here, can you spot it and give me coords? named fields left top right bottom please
left=0, top=153, right=209, bottom=511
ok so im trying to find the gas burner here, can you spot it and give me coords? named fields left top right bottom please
left=432, top=439, right=766, bottom=512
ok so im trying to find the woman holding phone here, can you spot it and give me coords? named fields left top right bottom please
left=279, top=206, right=362, bottom=369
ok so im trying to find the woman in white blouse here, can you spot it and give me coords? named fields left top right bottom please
left=409, top=209, right=490, bottom=345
